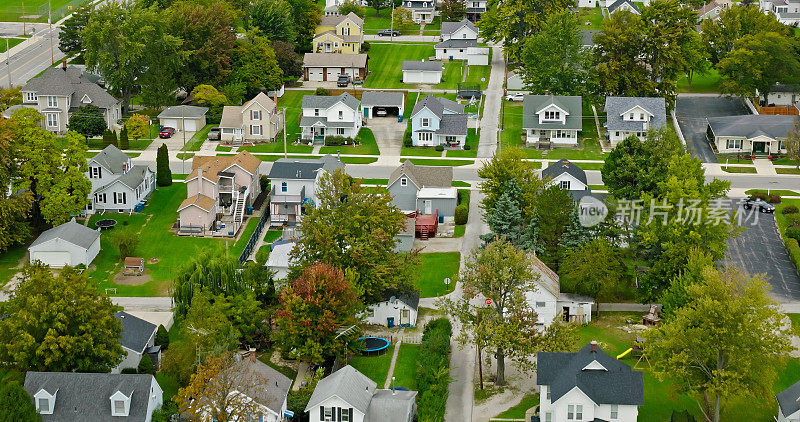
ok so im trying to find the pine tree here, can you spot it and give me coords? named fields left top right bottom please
left=482, top=189, right=525, bottom=246
left=155, top=324, right=169, bottom=349
left=119, top=125, right=130, bottom=150
left=559, top=208, right=592, bottom=253
left=156, top=143, right=172, bottom=186
left=137, top=355, right=155, bottom=375
left=102, top=129, right=117, bottom=147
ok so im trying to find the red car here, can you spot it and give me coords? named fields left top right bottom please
left=159, top=127, right=175, bottom=138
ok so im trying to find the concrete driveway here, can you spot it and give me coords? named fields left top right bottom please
left=675, top=96, right=750, bottom=163
left=725, top=204, right=800, bottom=302
left=365, top=117, right=405, bottom=156
left=365, top=35, right=440, bottom=42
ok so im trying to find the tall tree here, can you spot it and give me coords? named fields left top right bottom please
left=785, top=123, right=800, bottom=169
left=392, top=7, right=414, bottom=30
left=533, top=184, right=575, bottom=270
left=125, top=114, right=150, bottom=139
left=559, top=238, right=627, bottom=315
left=0, top=381, right=40, bottom=422
left=275, top=263, right=361, bottom=363
left=593, top=10, right=653, bottom=99
left=440, top=240, right=576, bottom=385
left=700, top=5, right=787, bottom=65
left=438, top=0, right=466, bottom=22
left=250, top=0, right=297, bottom=43
left=231, top=31, right=284, bottom=97
left=272, top=41, right=304, bottom=80
left=0, top=87, right=21, bottom=113
left=366, top=0, right=389, bottom=17
left=644, top=267, right=792, bottom=422
left=0, top=110, right=34, bottom=253
left=658, top=248, right=714, bottom=317
left=0, top=265, right=123, bottom=372
left=119, top=125, right=130, bottom=150
left=68, top=104, right=107, bottom=138
left=58, top=3, right=91, bottom=54
left=338, top=0, right=366, bottom=17
left=156, top=143, right=172, bottom=186
left=520, top=11, right=593, bottom=96
left=286, top=0, right=321, bottom=53
left=478, top=0, right=573, bottom=60
left=478, top=148, right=543, bottom=217
left=601, top=129, right=683, bottom=200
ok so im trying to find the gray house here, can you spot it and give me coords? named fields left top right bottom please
left=708, top=115, right=797, bottom=155
left=604, top=96, right=666, bottom=145
left=402, top=61, right=443, bottom=84
left=157, top=105, right=208, bottom=132
left=388, top=161, right=457, bottom=218
left=522, top=94, right=583, bottom=146
left=24, top=372, right=163, bottom=422
left=86, top=145, right=155, bottom=214
left=113, top=312, right=159, bottom=374
left=268, top=155, right=345, bottom=226
left=28, top=220, right=101, bottom=268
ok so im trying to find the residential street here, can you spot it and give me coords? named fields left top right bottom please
left=0, top=24, right=63, bottom=88
left=477, top=45, right=503, bottom=159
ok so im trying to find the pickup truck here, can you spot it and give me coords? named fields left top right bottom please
left=337, top=75, right=351, bottom=87
left=208, top=127, right=221, bottom=141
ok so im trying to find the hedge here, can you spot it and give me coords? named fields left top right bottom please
left=416, top=318, right=453, bottom=422
left=455, top=205, right=468, bottom=225
left=783, top=205, right=799, bottom=215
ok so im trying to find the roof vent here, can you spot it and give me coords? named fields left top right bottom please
left=561, top=161, right=569, bottom=168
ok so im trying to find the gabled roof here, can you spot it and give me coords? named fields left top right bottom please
left=301, top=92, right=361, bottom=112
left=708, top=115, right=798, bottom=139
left=178, top=193, right=216, bottom=212
left=522, top=95, right=583, bottom=130
left=22, top=66, right=119, bottom=110
left=305, top=365, right=377, bottom=414
left=187, top=151, right=261, bottom=183
left=29, top=220, right=100, bottom=251
left=268, top=155, right=344, bottom=180
left=607, top=0, right=641, bottom=13
left=24, top=372, right=158, bottom=422
left=532, top=255, right=560, bottom=298
left=436, top=113, right=468, bottom=136
left=604, top=96, right=667, bottom=132
left=224, top=359, right=292, bottom=415
left=115, top=311, right=157, bottom=354
left=542, top=159, right=588, bottom=186
left=157, top=105, right=208, bottom=119
left=441, top=19, right=477, bottom=36
left=402, top=61, right=443, bottom=72
left=219, top=92, right=277, bottom=129
left=91, top=144, right=129, bottom=175
left=361, top=91, right=405, bottom=108
left=319, top=11, right=364, bottom=28
left=378, top=287, right=421, bottom=310
left=366, top=389, right=418, bottom=422
left=303, top=53, right=368, bottom=68
left=777, top=379, right=800, bottom=418
left=434, top=39, right=478, bottom=49
left=113, top=165, right=152, bottom=191
left=537, top=342, right=644, bottom=406
left=410, top=94, right=465, bottom=119
left=696, top=0, right=721, bottom=16
left=388, top=160, right=453, bottom=188
left=314, top=30, right=363, bottom=43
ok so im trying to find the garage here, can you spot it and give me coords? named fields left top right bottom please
left=326, top=68, right=341, bottom=81
left=157, top=105, right=209, bottom=132
left=361, top=91, right=405, bottom=119
left=30, top=251, right=71, bottom=266
left=28, top=220, right=101, bottom=268
left=162, top=118, right=178, bottom=129
left=309, top=69, right=324, bottom=82
left=402, top=60, right=443, bottom=85
left=184, top=119, right=197, bottom=131
left=303, top=53, right=369, bottom=83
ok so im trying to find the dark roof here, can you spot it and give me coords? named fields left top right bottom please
left=225, top=359, right=292, bottom=414
left=580, top=30, right=599, bottom=47
left=441, top=19, right=477, bottom=36
left=434, top=39, right=478, bottom=49
left=402, top=61, right=443, bottom=72
left=29, top=220, right=100, bottom=250
left=537, top=342, right=644, bottom=406
left=708, top=115, right=798, bottom=139
left=24, top=372, right=158, bottom=422
left=269, top=155, right=344, bottom=180
left=777, top=379, right=800, bottom=417
left=115, top=312, right=157, bottom=354
left=301, top=92, right=360, bottom=111
left=604, top=97, right=667, bottom=132
left=436, top=113, right=468, bottom=136
left=607, top=0, right=640, bottom=13
left=91, top=144, right=129, bottom=175
left=22, top=66, right=119, bottom=110
left=770, top=83, right=800, bottom=93
left=541, top=159, right=588, bottom=186
left=410, top=94, right=465, bottom=118
left=361, top=91, right=405, bottom=108
left=380, top=287, right=421, bottom=310
left=305, top=365, right=376, bottom=413
left=388, top=160, right=453, bottom=188
left=111, top=165, right=151, bottom=191
left=522, top=95, right=583, bottom=130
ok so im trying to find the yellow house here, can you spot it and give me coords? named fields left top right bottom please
left=313, top=12, right=364, bottom=54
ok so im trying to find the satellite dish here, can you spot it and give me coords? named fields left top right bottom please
left=444, top=277, right=451, bottom=285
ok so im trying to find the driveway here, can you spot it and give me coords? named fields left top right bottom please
left=365, top=117, right=404, bottom=156
left=675, top=96, right=750, bottom=163
left=725, top=204, right=800, bottom=302
left=364, top=35, right=440, bottom=42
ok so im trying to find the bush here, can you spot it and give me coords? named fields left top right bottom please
left=324, top=136, right=351, bottom=146
left=464, top=144, right=471, bottom=150
left=69, top=104, right=107, bottom=138
left=457, top=189, right=470, bottom=206
left=151, top=401, right=178, bottom=422
left=785, top=213, right=800, bottom=227
left=403, top=128, right=413, bottom=147
left=361, top=40, right=370, bottom=52
left=783, top=205, right=799, bottom=215
left=155, top=324, right=169, bottom=349
left=260, top=175, right=270, bottom=193
left=788, top=227, right=800, bottom=243
left=751, top=192, right=768, bottom=201
left=120, top=367, right=138, bottom=374
left=137, top=355, right=155, bottom=375
left=769, top=194, right=782, bottom=204
left=455, top=204, right=468, bottom=225
left=156, top=143, right=172, bottom=186
left=111, top=230, right=139, bottom=260
left=435, top=145, right=444, bottom=152
left=102, top=129, right=118, bottom=147
left=417, top=318, right=452, bottom=422
left=315, top=87, right=330, bottom=96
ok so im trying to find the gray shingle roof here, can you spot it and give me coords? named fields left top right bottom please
left=607, top=0, right=640, bottom=13
left=708, top=115, right=798, bottom=139
left=604, top=97, right=667, bottom=132
left=301, top=93, right=360, bottom=112
left=269, top=155, right=344, bottom=180
left=402, top=61, right=443, bottom=72
left=441, top=19, right=477, bottom=36
left=778, top=379, right=800, bottom=417
left=157, top=105, right=208, bottom=119
left=380, top=287, right=420, bottom=310
left=115, top=312, right=157, bottom=354
left=580, top=30, right=599, bottom=47
left=770, top=83, right=800, bottom=93
left=388, top=160, right=453, bottom=188
left=537, top=342, right=644, bottom=406
left=91, top=144, right=129, bottom=175
left=436, top=113, right=468, bottom=136
left=410, top=94, right=465, bottom=119
left=303, top=53, right=368, bottom=68
left=305, top=365, right=377, bottom=414
left=299, top=116, right=358, bottom=128
left=361, top=91, right=405, bottom=108
left=226, top=359, right=292, bottom=415
left=366, top=389, right=417, bottom=422
left=541, top=159, right=588, bottom=186
left=115, top=165, right=151, bottom=191
left=22, top=66, right=119, bottom=110
left=24, top=372, right=157, bottom=422
left=29, top=220, right=100, bottom=250
left=434, top=39, right=478, bottom=49
left=522, top=95, right=583, bottom=131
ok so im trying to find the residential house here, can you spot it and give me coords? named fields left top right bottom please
left=267, top=155, right=345, bottom=226
left=402, top=61, right=444, bottom=84
left=440, top=19, right=478, bottom=41
left=577, top=0, right=597, bottom=7
left=506, top=71, right=525, bottom=90
left=606, top=0, right=641, bottom=14
left=265, top=241, right=296, bottom=280
left=314, top=12, right=364, bottom=54
left=177, top=152, right=262, bottom=235
left=219, top=92, right=283, bottom=145
left=207, top=354, right=292, bottom=422
left=361, top=91, right=406, bottom=119
left=86, top=145, right=156, bottom=214
left=465, top=0, right=486, bottom=21
left=24, top=372, right=163, bottom=422
left=388, top=160, right=457, bottom=218
left=409, top=94, right=468, bottom=148
left=303, top=53, right=369, bottom=82
left=364, top=288, right=420, bottom=327
left=580, top=30, right=599, bottom=49
left=604, top=96, right=667, bottom=145
left=20, top=63, right=121, bottom=134
left=541, top=159, right=591, bottom=201
left=537, top=341, right=644, bottom=422
left=305, top=365, right=417, bottom=422
left=300, top=93, right=362, bottom=142
left=525, top=256, right=593, bottom=327
left=707, top=115, right=797, bottom=154
left=157, top=105, right=208, bottom=132
left=394, top=218, right=416, bottom=253
left=435, top=19, right=488, bottom=65
left=757, top=84, right=800, bottom=106
left=113, top=312, right=159, bottom=374
left=762, top=0, right=800, bottom=24
left=696, top=0, right=726, bottom=20
left=777, top=379, right=800, bottom=422
left=522, top=95, right=583, bottom=146
left=28, top=220, right=101, bottom=268
left=402, top=0, right=436, bottom=23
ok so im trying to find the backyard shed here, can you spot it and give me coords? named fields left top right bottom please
left=361, top=91, right=405, bottom=118
left=28, top=220, right=101, bottom=268
left=364, top=288, right=420, bottom=327
left=157, top=105, right=208, bottom=132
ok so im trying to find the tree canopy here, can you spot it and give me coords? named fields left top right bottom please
left=718, top=31, right=800, bottom=101
left=68, top=104, right=107, bottom=138
left=0, top=381, right=40, bottom=422
left=478, top=0, right=573, bottom=60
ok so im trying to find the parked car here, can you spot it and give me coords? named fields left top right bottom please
left=505, top=92, right=525, bottom=102
left=159, top=127, right=175, bottom=138
left=208, top=127, right=221, bottom=141
left=337, top=74, right=351, bottom=87
left=743, top=197, right=775, bottom=213
left=375, top=107, right=387, bottom=117
left=377, top=29, right=401, bottom=37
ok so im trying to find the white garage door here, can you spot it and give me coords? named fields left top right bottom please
left=309, top=68, right=324, bottom=82
left=404, top=71, right=420, bottom=83
left=326, top=68, right=341, bottom=81
left=184, top=119, right=197, bottom=132
left=162, top=119, right=178, bottom=129
left=31, top=251, right=72, bottom=267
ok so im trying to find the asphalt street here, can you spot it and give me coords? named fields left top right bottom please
left=675, top=96, right=751, bottom=163
left=0, top=25, right=63, bottom=88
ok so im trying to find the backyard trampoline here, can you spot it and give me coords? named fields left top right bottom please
left=96, top=219, right=117, bottom=230
left=358, top=336, right=390, bottom=356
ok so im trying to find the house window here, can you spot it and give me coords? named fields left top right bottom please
left=401, top=177, right=408, bottom=186
left=544, top=111, right=560, bottom=120
left=37, top=398, right=50, bottom=413
left=314, top=109, right=320, bottom=117
left=546, top=386, right=551, bottom=400
left=323, top=407, right=333, bottom=421
left=251, top=125, right=262, bottom=136
left=640, top=113, right=645, bottom=120
left=421, top=117, right=430, bottom=127
left=419, top=132, right=432, bottom=142
left=114, top=400, right=125, bottom=415
left=629, top=112, right=634, bottom=119
left=281, top=182, right=287, bottom=192
left=366, top=308, right=375, bottom=317
left=25, top=92, right=37, bottom=102
left=726, top=139, right=743, bottom=149
left=545, top=413, right=552, bottom=422
left=114, top=192, right=126, bottom=204
left=336, top=128, right=345, bottom=135
left=780, top=140, right=786, bottom=150
left=560, top=180, right=570, bottom=190
left=568, top=405, right=575, bottom=420
left=338, top=110, right=343, bottom=120
left=610, top=404, right=619, bottom=419
left=536, top=301, right=546, bottom=307
left=47, top=96, right=57, bottom=108
left=90, top=167, right=102, bottom=178
left=46, top=113, right=58, bottom=127
left=342, top=27, right=350, bottom=35
left=576, top=405, right=583, bottom=419
left=252, top=110, right=261, bottom=120
left=341, top=410, right=350, bottom=422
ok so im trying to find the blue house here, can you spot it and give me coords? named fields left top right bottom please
left=409, top=95, right=468, bottom=148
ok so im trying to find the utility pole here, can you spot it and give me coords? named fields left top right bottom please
left=48, top=0, right=53, bottom=65
left=5, top=38, right=10, bottom=87
left=182, top=106, right=186, bottom=173
left=390, top=1, right=395, bottom=42
left=282, top=107, right=287, bottom=159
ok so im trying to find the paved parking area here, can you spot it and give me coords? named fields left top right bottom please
left=675, top=96, right=750, bottom=163
left=365, top=117, right=405, bottom=156
left=725, top=205, right=800, bottom=302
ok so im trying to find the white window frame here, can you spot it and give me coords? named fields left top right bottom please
left=323, top=407, right=333, bottom=421
left=338, top=110, right=343, bottom=120
left=115, top=192, right=125, bottom=204
left=251, top=125, right=262, bottom=136
left=421, top=117, right=430, bottom=127
left=419, top=132, right=432, bottom=142
left=610, top=404, right=619, bottom=419
left=726, top=139, right=742, bottom=149
left=336, top=128, right=345, bottom=135
left=46, top=113, right=58, bottom=128
left=25, top=92, right=37, bottom=102
left=314, top=109, right=320, bottom=117
left=568, top=405, right=574, bottom=420
left=47, top=96, right=57, bottom=108
left=575, top=405, right=583, bottom=420
left=560, top=180, right=570, bottom=190
left=400, top=177, right=408, bottom=186
left=252, top=110, right=261, bottom=120
left=37, top=398, right=50, bottom=413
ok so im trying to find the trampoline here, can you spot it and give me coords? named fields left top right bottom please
left=358, top=336, right=390, bottom=356
left=96, top=219, right=117, bottom=230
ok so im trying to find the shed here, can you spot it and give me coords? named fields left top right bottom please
left=157, top=105, right=208, bottom=132
left=28, top=220, right=101, bottom=268
left=361, top=91, right=405, bottom=118
left=265, top=241, right=296, bottom=281
left=364, top=288, right=421, bottom=327
left=402, top=61, right=443, bottom=84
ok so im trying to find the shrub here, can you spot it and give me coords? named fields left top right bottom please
left=455, top=204, right=468, bottom=225
left=361, top=40, right=370, bottom=52
left=416, top=318, right=452, bottom=422
left=111, top=230, right=139, bottom=260
left=102, top=129, right=118, bottom=147
left=324, top=136, right=350, bottom=146
left=783, top=205, right=799, bottom=215
left=156, top=143, right=172, bottom=186
left=403, top=129, right=413, bottom=147
left=788, top=226, right=800, bottom=243
left=151, top=401, right=178, bottom=422
left=435, top=145, right=444, bottom=152
left=119, top=125, right=130, bottom=150
left=315, top=87, right=330, bottom=96
left=769, top=194, right=782, bottom=204
left=457, top=189, right=470, bottom=206
left=464, top=144, right=471, bottom=150
left=155, top=324, right=169, bottom=349
left=751, top=192, right=768, bottom=201
left=120, top=367, right=138, bottom=374
left=137, top=355, right=155, bottom=375
left=260, top=175, right=270, bottom=193
left=785, top=213, right=800, bottom=227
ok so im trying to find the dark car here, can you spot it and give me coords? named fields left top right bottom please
left=337, top=74, right=351, bottom=87
left=208, top=127, right=221, bottom=141
left=159, top=127, right=175, bottom=139
left=377, top=29, right=400, bottom=37
left=743, top=197, right=775, bottom=213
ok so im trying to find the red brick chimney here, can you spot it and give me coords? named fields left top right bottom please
left=590, top=340, right=598, bottom=353
left=249, top=348, right=256, bottom=362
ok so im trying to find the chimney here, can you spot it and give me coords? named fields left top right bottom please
left=249, top=348, right=256, bottom=362
left=590, top=340, right=598, bottom=353
left=392, top=377, right=396, bottom=394
left=61, top=60, right=67, bottom=71
left=122, top=163, right=127, bottom=174
left=273, top=91, right=278, bottom=107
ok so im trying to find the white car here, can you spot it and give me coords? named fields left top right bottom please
left=505, top=92, right=525, bottom=102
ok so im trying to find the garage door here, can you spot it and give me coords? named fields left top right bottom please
left=31, top=251, right=71, bottom=267
left=326, top=68, right=341, bottom=81
left=309, top=69, right=324, bottom=82
left=162, top=119, right=178, bottom=129
left=404, top=72, right=420, bottom=83
left=184, top=119, right=197, bottom=132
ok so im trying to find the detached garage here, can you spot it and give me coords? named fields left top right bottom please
left=157, top=105, right=208, bottom=132
left=361, top=91, right=405, bottom=119
left=28, top=220, right=101, bottom=268
left=303, top=53, right=369, bottom=82
left=402, top=60, right=443, bottom=84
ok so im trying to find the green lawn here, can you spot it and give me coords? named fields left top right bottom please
left=745, top=189, right=800, bottom=196
left=87, top=138, right=153, bottom=150
left=721, top=166, right=757, bottom=173
left=255, top=90, right=314, bottom=144
left=588, top=184, right=606, bottom=190
left=464, top=64, right=491, bottom=89
left=340, top=156, right=379, bottom=164
left=347, top=343, right=395, bottom=385
left=573, top=162, right=605, bottom=170
left=435, top=62, right=465, bottom=90
left=155, top=372, right=179, bottom=402
left=0, top=244, right=26, bottom=286
left=320, top=128, right=380, bottom=155
left=229, top=216, right=261, bottom=259
left=401, top=158, right=474, bottom=166
left=240, top=140, right=313, bottom=154
left=363, top=7, right=395, bottom=32
left=176, top=152, right=194, bottom=160
left=494, top=394, right=539, bottom=418
left=263, top=229, right=282, bottom=243
left=0, top=38, right=24, bottom=53
left=772, top=157, right=800, bottom=166
left=777, top=168, right=800, bottom=175
left=361, top=178, right=389, bottom=185
left=364, top=43, right=446, bottom=89
left=453, top=224, right=465, bottom=238
left=171, top=174, right=188, bottom=180
left=416, top=252, right=460, bottom=297
left=402, top=145, right=445, bottom=157
left=0, top=0, right=86, bottom=21
left=216, top=145, right=232, bottom=152
left=391, top=343, right=421, bottom=390
left=577, top=7, right=604, bottom=29
left=182, top=124, right=213, bottom=151
left=678, top=68, right=722, bottom=93
left=446, top=128, right=479, bottom=158
left=452, top=181, right=470, bottom=187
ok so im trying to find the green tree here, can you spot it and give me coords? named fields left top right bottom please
left=286, top=0, right=321, bottom=53
left=533, top=184, right=575, bottom=270
left=338, top=0, right=366, bottom=17
left=786, top=123, right=800, bottom=169
left=275, top=263, right=361, bottom=363
left=58, top=3, right=91, bottom=54
left=520, top=11, right=593, bottom=96
left=0, top=381, right=40, bottom=422
left=593, top=11, right=655, bottom=100
left=658, top=249, right=714, bottom=317
left=366, top=0, right=389, bottom=17
left=272, top=41, right=304, bottom=80
left=231, top=31, right=284, bottom=97
left=0, top=111, right=34, bottom=253
left=481, top=184, right=526, bottom=246
left=439, top=240, right=576, bottom=385
left=137, top=355, right=156, bottom=375
left=601, top=129, right=683, bottom=200
left=251, top=0, right=297, bottom=43
left=0, top=264, right=123, bottom=372
left=119, top=125, right=130, bottom=150
left=290, top=169, right=416, bottom=301
left=68, top=104, right=107, bottom=138
left=700, top=5, right=787, bottom=65
left=155, top=324, right=170, bottom=349
left=478, top=148, right=543, bottom=217
left=478, top=0, right=573, bottom=61
left=392, top=7, right=414, bottom=30
left=102, top=129, right=118, bottom=147
left=156, top=143, right=172, bottom=186
left=192, top=84, right=228, bottom=108
left=111, top=230, right=139, bottom=259
left=644, top=267, right=792, bottom=422
left=438, top=0, right=466, bottom=22
left=125, top=114, right=150, bottom=139
left=0, top=87, right=21, bottom=113
left=559, top=238, right=627, bottom=315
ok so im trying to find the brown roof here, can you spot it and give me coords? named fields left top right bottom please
left=219, top=93, right=278, bottom=129
left=319, top=12, right=364, bottom=28
left=303, top=53, right=368, bottom=68
left=388, top=161, right=453, bottom=188
left=696, top=0, right=720, bottom=15
left=178, top=193, right=216, bottom=212
left=532, top=255, right=560, bottom=298
left=187, top=151, right=261, bottom=183
left=124, top=257, right=144, bottom=267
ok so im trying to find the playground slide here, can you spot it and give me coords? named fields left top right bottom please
left=616, top=348, right=633, bottom=360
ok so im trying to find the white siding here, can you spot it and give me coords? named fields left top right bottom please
left=364, top=300, right=418, bottom=327
left=311, top=396, right=366, bottom=422
left=29, top=236, right=100, bottom=268
left=402, top=70, right=441, bottom=84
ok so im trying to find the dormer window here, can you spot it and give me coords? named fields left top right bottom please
left=90, top=166, right=102, bottom=179
left=544, top=111, right=560, bottom=120
left=110, top=391, right=131, bottom=417
left=560, top=180, right=570, bottom=190
left=281, top=182, right=287, bottom=192
left=25, top=92, right=37, bottom=102
left=34, top=389, right=56, bottom=415
left=314, top=109, right=320, bottom=117
left=628, top=112, right=634, bottom=119
left=37, top=398, right=51, bottom=413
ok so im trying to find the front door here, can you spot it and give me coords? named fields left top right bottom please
left=387, top=317, right=395, bottom=328
left=424, top=200, right=432, bottom=214
left=400, top=309, right=410, bottom=325
left=753, top=141, right=766, bottom=153
left=562, top=306, right=570, bottom=322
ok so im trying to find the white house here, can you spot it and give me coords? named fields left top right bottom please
left=300, top=93, right=362, bottom=142
left=757, top=84, right=800, bottom=106
left=157, top=105, right=208, bottom=132
left=762, top=0, right=800, bottom=24
left=86, top=145, right=156, bottom=214
left=525, top=256, right=593, bottom=327
left=24, top=372, right=163, bottom=422
left=305, top=365, right=417, bottom=422
left=364, top=289, right=420, bottom=327
left=402, top=0, right=436, bottom=23
left=708, top=115, right=797, bottom=155
left=219, top=92, right=283, bottom=145
left=303, top=53, right=369, bottom=82
left=388, top=161, right=457, bottom=218
left=604, top=96, right=667, bottom=145
left=409, top=94, right=468, bottom=148
left=113, top=312, right=159, bottom=374
left=606, top=0, right=641, bottom=14
left=537, top=341, right=644, bottom=422
left=402, top=61, right=444, bottom=84
left=28, top=220, right=101, bottom=268
left=265, top=241, right=295, bottom=280
left=522, top=95, right=583, bottom=146
left=466, top=0, right=487, bottom=21
left=434, top=39, right=489, bottom=65
left=540, top=158, right=593, bottom=200
left=777, top=379, right=800, bottom=422
left=440, top=19, right=478, bottom=40
left=267, top=155, right=345, bottom=226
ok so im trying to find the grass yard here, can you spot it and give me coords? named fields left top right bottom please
left=0, top=244, right=26, bottom=286
left=452, top=181, right=470, bottom=187
left=176, top=152, right=194, bottom=160
left=216, top=145, right=232, bottom=152
left=777, top=168, right=800, bottom=175
left=0, top=38, right=24, bottom=53
left=588, top=184, right=606, bottom=190
left=155, top=373, right=179, bottom=402
left=171, top=174, right=188, bottom=180
left=360, top=178, right=389, bottom=185
left=87, top=138, right=153, bottom=150
left=0, top=0, right=86, bottom=21
left=573, top=162, right=605, bottom=170
left=772, top=157, right=800, bottom=166
left=362, top=7, right=395, bottom=32
left=401, top=158, right=474, bottom=166
left=721, top=166, right=757, bottom=173
left=364, top=43, right=442, bottom=89
left=446, top=128, right=479, bottom=158
left=494, top=394, right=539, bottom=419
left=320, top=128, right=380, bottom=155
left=391, top=343, right=421, bottom=390
left=745, top=189, right=800, bottom=196
left=181, top=124, right=213, bottom=151
left=251, top=154, right=322, bottom=162
left=464, top=64, right=491, bottom=89
left=229, top=216, right=261, bottom=259
left=678, top=68, right=722, bottom=93
left=347, top=344, right=395, bottom=385
left=416, top=252, right=460, bottom=297
left=401, top=145, right=444, bottom=157
left=453, top=224, right=466, bottom=238
left=340, top=156, right=379, bottom=164
left=259, top=90, right=314, bottom=143
left=263, top=229, right=282, bottom=243
left=240, top=141, right=314, bottom=154
left=577, top=7, right=604, bottom=29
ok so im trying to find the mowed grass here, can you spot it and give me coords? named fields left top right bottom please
left=0, top=244, right=26, bottom=286
left=182, top=124, right=213, bottom=151
left=320, top=128, right=380, bottom=155
left=446, top=128, right=479, bottom=158
left=494, top=394, right=539, bottom=419
left=248, top=90, right=315, bottom=144
left=401, top=158, right=474, bottom=166
left=577, top=7, right=604, bottom=29
left=391, top=343, right=421, bottom=390
left=416, top=252, right=460, bottom=297
left=364, top=43, right=436, bottom=89
left=678, top=68, right=722, bottom=93
left=0, top=0, right=85, bottom=21
left=348, top=343, right=395, bottom=385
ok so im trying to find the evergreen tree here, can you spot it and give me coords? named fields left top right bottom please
left=58, top=3, right=91, bottom=54
left=0, top=381, right=41, bottom=422
left=102, top=129, right=118, bottom=147
left=137, top=355, right=155, bottom=375
left=119, top=125, right=130, bottom=150
left=156, top=143, right=172, bottom=186
left=481, top=185, right=526, bottom=246
left=155, top=325, right=170, bottom=349
left=559, top=208, right=592, bottom=255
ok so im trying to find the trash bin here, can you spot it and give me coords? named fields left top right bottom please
left=439, top=214, right=444, bottom=223
left=246, top=206, right=254, bottom=215
left=397, top=115, right=403, bottom=122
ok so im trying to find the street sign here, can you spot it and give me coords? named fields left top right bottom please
left=485, top=298, right=492, bottom=306
left=444, top=277, right=451, bottom=285
left=283, top=410, right=295, bottom=418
